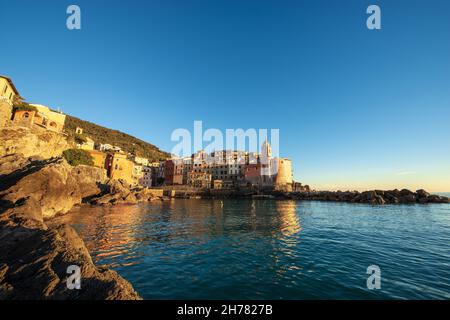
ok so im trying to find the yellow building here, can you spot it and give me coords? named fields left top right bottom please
left=132, top=164, right=144, bottom=186
left=0, top=76, right=20, bottom=105
left=107, top=153, right=134, bottom=186
left=0, top=76, right=21, bottom=127
left=87, top=150, right=107, bottom=169
left=12, top=104, right=66, bottom=133
left=78, top=136, right=95, bottom=151
left=275, top=158, right=293, bottom=192
left=134, top=156, right=149, bottom=166
left=29, top=104, right=66, bottom=133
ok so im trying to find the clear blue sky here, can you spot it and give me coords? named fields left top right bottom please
left=1, top=0, right=449, bottom=191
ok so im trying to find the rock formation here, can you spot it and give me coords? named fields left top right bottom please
left=89, top=179, right=163, bottom=206
left=0, top=158, right=108, bottom=220
left=285, top=189, right=450, bottom=204
left=0, top=222, right=141, bottom=300
left=0, top=156, right=141, bottom=300
left=0, top=126, right=69, bottom=159
left=0, top=127, right=142, bottom=300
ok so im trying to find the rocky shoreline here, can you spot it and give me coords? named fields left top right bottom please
left=0, top=127, right=143, bottom=300
left=277, top=189, right=450, bottom=204
left=0, top=155, right=142, bottom=300
left=158, top=187, right=450, bottom=205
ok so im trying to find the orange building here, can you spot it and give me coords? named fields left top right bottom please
left=12, top=109, right=36, bottom=127
left=164, top=159, right=183, bottom=185
left=87, top=150, right=107, bottom=169
left=12, top=104, right=66, bottom=133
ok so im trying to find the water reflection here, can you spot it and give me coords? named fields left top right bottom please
left=53, top=200, right=302, bottom=266
left=275, top=201, right=302, bottom=237
left=51, top=204, right=148, bottom=267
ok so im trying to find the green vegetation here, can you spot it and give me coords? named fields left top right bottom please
left=65, top=115, right=170, bottom=162
left=63, top=149, right=94, bottom=167
left=13, top=102, right=37, bottom=113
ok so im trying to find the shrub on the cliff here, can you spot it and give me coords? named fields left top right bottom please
left=12, top=102, right=37, bottom=113
left=63, top=149, right=94, bottom=167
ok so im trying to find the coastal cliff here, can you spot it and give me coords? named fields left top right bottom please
left=0, top=127, right=141, bottom=300
left=0, top=126, right=69, bottom=159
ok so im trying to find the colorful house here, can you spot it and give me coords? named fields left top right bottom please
left=0, top=76, right=21, bottom=127
left=77, top=136, right=95, bottom=151
left=164, top=159, right=183, bottom=185
left=106, top=153, right=134, bottom=186
left=0, top=76, right=20, bottom=106
left=132, top=164, right=144, bottom=186
left=86, top=150, right=107, bottom=169
left=134, top=156, right=149, bottom=166
left=187, top=172, right=212, bottom=189
left=12, top=104, right=66, bottom=133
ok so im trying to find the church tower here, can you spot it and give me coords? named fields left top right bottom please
left=261, top=140, right=272, bottom=159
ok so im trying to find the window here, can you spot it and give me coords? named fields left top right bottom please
left=3, top=85, right=7, bottom=94
left=23, top=112, right=30, bottom=118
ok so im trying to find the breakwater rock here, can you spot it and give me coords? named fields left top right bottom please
left=282, top=189, right=450, bottom=205
left=88, top=179, right=164, bottom=206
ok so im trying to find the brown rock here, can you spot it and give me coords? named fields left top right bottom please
left=0, top=158, right=107, bottom=221
left=416, top=189, right=431, bottom=199
left=0, top=222, right=141, bottom=300
left=0, top=127, right=69, bottom=160
left=400, top=194, right=416, bottom=203
left=0, top=156, right=142, bottom=300
left=400, top=189, right=414, bottom=196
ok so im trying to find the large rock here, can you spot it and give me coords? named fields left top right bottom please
left=0, top=221, right=141, bottom=300
left=0, top=126, right=69, bottom=159
left=399, top=194, right=416, bottom=204
left=0, top=158, right=107, bottom=220
left=0, top=156, right=142, bottom=300
left=416, top=189, right=431, bottom=199
left=90, top=179, right=163, bottom=206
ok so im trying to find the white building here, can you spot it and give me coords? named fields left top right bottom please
left=141, top=166, right=153, bottom=188
left=99, top=143, right=114, bottom=152
left=134, top=156, right=149, bottom=166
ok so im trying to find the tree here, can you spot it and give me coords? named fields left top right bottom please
left=63, top=149, right=94, bottom=167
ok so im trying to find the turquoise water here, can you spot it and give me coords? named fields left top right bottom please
left=58, top=200, right=450, bottom=299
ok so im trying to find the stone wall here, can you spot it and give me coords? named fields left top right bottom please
left=0, top=101, right=12, bottom=127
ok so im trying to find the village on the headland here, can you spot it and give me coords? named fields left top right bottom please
left=2, top=75, right=449, bottom=205
left=0, top=75, right=310, bottom=196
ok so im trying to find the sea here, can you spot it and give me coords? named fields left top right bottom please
left=55, top=198, right=450, bottom=299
